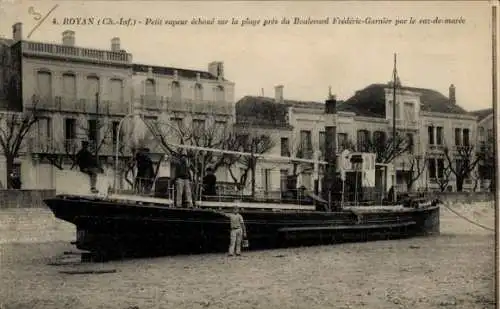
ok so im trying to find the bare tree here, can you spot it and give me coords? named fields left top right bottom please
left=362, top=132, right=411, bottom=164
left=435, top=163, right=452, bottom=192
left=0, top=97, right=39, bottom=188
left=226, top=132, right=275, bottom=196
left=39, top=119, right=114, bottom=171
left=443, top=145, right=482, bottom=192
left=404, top=154, right=427, bottom=191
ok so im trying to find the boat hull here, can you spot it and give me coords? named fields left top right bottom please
left=44, top=195, right=440, bottom=258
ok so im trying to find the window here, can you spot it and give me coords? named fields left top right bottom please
left=337, top=133, right=347, bottom=151
left=299, top=130, right=312, bottom=159
left=145, top=79, right=156, bottom=97
left=64, top=118, right=76, bottom=140
left=463, top=128, right=470, bottom=147
left=64, top=118, right=76, bottom=152
left=280, top=137, right=290, bottom=156
left=280, top=169, right=288, bottom=191
left=214, top=121, right=226, bottom=136
left=428, top=158, right=436, bottom=178
left=215, top=85, right=224, bottom=102
left=406, top=133, right=414, bottom=153
left=87, top=119, right=99, bottom=145
left=437, top=159, right=444, bottom=179
left=395, top=102, right=400, bottom=119
left=86, top=76, right=100, bottom=111
left=36, top=117, right=52, bottom=140
left=62, top=73, right=76, bottom=101
left=194, top=83, right=203, bottom=101
left=112, top=121, right=120, bottom=144
left=193, top=119, right=205, bottom=133
left=171, top=81, right=181, bottom=102
left=373, top=131, right=386, bottom=145
left=262, top=168, right=272, bottom=193
left=403, top=102, right=415, bottom=121
left=454, top=128, right=461, bottom=146
left=301, top=172, right=312, bottom=190
left=488, top=129, right=493, bottom=140
left=319, top=131, right=326, bottom=156
left=37, top=71, right=52, bottom=101
left=428, top=126, right=434, bottom=145
left=110, top=78, right=123, bottom=103
left=170, top=117, right=183, bottom=130
left=357, top=130, right=370, bottom=152
left=436, top=126, right=443, bottom=145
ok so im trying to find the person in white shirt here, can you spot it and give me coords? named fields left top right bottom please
left=222, top=204, right=247, bottom=256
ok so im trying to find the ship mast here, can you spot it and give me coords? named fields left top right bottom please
left=392, top=53, right=399, bottom=203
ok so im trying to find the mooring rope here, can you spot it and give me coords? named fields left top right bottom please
left=442, top=203, right=494, bottom=232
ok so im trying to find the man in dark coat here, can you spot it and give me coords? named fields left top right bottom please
left=135, top=148, right=155, bottom=194
left=75, top=141, right=102, bottom=193
left=202, top=167, right=217, bottom=197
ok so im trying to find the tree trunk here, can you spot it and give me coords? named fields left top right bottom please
left=5, top=156, right=14, bottom=189
left=456, top=177, right=464, bottom=192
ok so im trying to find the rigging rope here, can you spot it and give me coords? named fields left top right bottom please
left=442, top=203, right=494, bottom=232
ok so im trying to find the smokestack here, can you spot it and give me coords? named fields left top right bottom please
left=12, top=23, right=22, bottom=42
left=62, top=30, right=75, bottom=46
left=449, top=84, right=456, bottom=104
left=111, top=37, right=120, bottom=52
left=274, top=85, right=284, bottom=103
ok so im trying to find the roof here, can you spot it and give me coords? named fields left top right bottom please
left=469, top=108, right=493, bottom=121
left=342, top=83, right=470, bottom=118
left=133, top=64, right=223, bottom=81
left=0, top=37, right=15, bottom=46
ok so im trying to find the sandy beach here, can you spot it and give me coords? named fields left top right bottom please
left=0, top=202, right=496, bottom=309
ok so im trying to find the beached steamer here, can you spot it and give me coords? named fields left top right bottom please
left=44, top=56, right=440, bottom=258
left=44, top=193, right=440, bottom=257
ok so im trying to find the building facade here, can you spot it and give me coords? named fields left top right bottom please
left=235, top=82, right=484, bottom=195
left=0, top=23, right=235, bottom=193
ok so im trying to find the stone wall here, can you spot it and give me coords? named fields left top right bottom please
left=0, top=189, right=55, bottom=209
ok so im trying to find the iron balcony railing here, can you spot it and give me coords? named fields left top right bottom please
left=28, top=95, right=129, bottom=115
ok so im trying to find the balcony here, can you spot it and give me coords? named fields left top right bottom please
left=387, top=119, right=418, bottom=130
left=140, top=96, right=232, bottom=115
left=28, top=95, right=129, bottom=115
left=22, top=41, right=133, bottom=65
left=28, top=137, right=133, bottom=157
left=428, top=144, right=445, bottom=152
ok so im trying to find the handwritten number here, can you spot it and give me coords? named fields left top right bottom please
left=27, top=4, right=59, bottom=39
left=28, top=6, right=42, bottom=21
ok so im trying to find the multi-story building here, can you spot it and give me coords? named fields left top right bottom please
left=234, top=82, right=481, bottom=194
left=0, top=23, right=235, bottom=192
left=471, top=108, right=494, bottom=191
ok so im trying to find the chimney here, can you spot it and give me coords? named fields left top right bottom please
left=111, top=37, right=120, bottom=52
left=208, top=61, right=224, bottom=80
left=62, top=30, right=75, bottom=46
left=12, top=22, right=22, bottom=42
left=449, top=84, right=456, bottom=104
left=274, top=85, right=284, bottom=103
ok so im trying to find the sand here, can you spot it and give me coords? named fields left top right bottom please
left=0, top=201, right=496, bottom=309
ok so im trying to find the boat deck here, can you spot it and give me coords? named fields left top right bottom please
left=55, top=193, right=433, bottom=214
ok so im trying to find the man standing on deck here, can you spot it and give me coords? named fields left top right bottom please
left=221, top=204, right=247, bottom=256
left=174, top=149, right=193, bottom=208
left=75, top=140, right=102, bottom=193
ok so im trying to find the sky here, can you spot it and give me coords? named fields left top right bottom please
left=0, top=0, right=494, bottom=111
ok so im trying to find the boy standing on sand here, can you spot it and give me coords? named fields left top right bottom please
left=221, top=204, right=247, bottom=256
